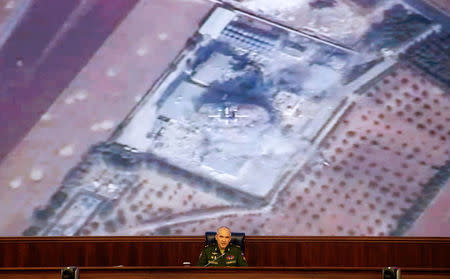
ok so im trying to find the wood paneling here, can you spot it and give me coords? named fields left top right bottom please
left=245, top=237, right=450, bottom=267
left=0, top=236, right=449, bottom=268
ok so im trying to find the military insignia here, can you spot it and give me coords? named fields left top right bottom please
left=226, top=255, right=235, bottom=260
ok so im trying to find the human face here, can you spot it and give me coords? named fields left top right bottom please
left=215, top=228, right=231, bottom=250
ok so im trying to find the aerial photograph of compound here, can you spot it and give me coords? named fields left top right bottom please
left=0, top=0, right=449, bottom=239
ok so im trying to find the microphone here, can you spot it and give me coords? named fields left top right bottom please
left=204, top=253, right=225, bottom=267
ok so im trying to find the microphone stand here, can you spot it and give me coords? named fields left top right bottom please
left=204, top=253, right=225, bottom=267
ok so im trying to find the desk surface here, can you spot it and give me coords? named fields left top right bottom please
left=1, top=266, right=450, bottom=279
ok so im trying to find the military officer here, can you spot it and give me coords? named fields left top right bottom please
left=196, top=226, right=248, bottom=267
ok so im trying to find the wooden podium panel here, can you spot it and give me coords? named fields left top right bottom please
left=1, top=267, right=450, bottom=279
left=1, top=236, right=450, bottom=268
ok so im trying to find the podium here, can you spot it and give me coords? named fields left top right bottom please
left=1, top=266, right=449, bottom=279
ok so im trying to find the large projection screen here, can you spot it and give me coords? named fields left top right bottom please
left=0, top=0, right=449, bottom=237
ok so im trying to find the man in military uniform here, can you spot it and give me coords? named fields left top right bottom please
left=196, top=226, right=248, bottom=267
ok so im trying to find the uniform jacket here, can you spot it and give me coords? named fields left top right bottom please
left=196, top=243, right=248, bottom=266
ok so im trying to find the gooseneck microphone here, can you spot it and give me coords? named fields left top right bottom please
left=204, top=253, right=225, bottom=267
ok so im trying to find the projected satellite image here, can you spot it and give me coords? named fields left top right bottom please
left=0, top=0, right=449, bottom=237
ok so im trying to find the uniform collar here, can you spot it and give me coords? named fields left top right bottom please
left=215, top=243, right=232, bottom=252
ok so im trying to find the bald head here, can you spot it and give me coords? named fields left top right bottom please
left=217, top=226, right=231, bottom=234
